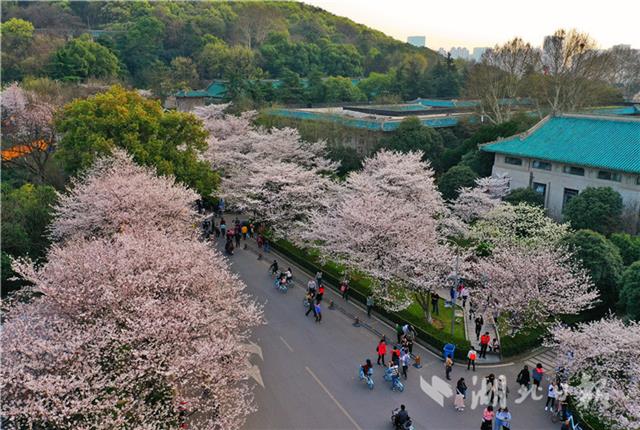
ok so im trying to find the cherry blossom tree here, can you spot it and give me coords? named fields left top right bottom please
left=469, top=244, right=598, bottom=333
left=306, top=150, right=447, bottom=312
left=548, top=318, right=640, bottom=430
left=451, top=174, right=510, bottom=223
left=50, top=150, right=201, bottom=242
left=1, top=82, right=56, bottom=183
left=472, top=202, right=570, bottom=248
left=2, top=230, right=263, bottom=430
left=194, top=103, right=338, bottom=238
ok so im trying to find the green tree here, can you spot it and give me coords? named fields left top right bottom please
left=322, top=76, right=365, bottom=103
left=504, top=187, right=545, bottom=207
left=562, top=229, right=624, bottom=311
left=438, top=165, right=477, bottom=200
left=1, top=18, right=34, bottom=50
left=55, top=86, right=217, bottom=196
left=1, top=18, right=35, bottom=81
left=319, top=40, right=363, bottom=77
left=1, top=182, right=57, bottom=295
left=49, top=34, right=120, bottom=81
left=357, top=71, right=395, bottom=101
left=328, top=145, right=362, bottom=177
left=610, top=233, right=640, bottom=266
left=169, top=56, right=199, bottom=90
left=198, top=38, right=230, bottom=79
left=387, top=117, right=445, bottom=172
left=619, top=261, right=640, bottom=320
left=116, top=15, right=165, bottom=86
left=396, top=53, right=430, bottom=99
left=1, top=182, right=57, bottom=259
left=305, top=68, right=325, bottom=103
left=276, top=69, right=305, bottom=104
left=563, top=187, right=624, bottom=235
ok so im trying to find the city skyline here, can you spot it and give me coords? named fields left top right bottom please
left=303, top=0, right=639, bottom=51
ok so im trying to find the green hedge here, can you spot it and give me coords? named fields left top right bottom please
left=271, top=239, right=471, bottom=360
left=499, top=329, right=544, bottom=358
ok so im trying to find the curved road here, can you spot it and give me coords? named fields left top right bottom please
left=223, top=241, right=561, bottom=430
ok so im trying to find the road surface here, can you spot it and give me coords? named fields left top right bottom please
left=221, top=240, right=560, bottom=430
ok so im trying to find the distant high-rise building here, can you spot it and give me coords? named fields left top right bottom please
left=407, top=36, right=426, bottom=47
left=472, top=47, right=490, bottom=62
left=450, top=47, right=470, bottom=60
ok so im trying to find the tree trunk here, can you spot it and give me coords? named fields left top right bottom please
left=414, top=291, right=432, bottom=324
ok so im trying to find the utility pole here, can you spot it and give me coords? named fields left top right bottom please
left=451, top=252, right=459, bottom=337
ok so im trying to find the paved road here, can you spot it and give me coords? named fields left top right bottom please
left=220, top=241, right=561, bottom=430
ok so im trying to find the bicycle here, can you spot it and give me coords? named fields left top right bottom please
left=384, top=367, right=404, bottom=392
left=274, top=277, right=288, bottom=293
left=359, top=367, right=374, bottom=390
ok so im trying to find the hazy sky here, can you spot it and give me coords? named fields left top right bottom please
left=303, top=0, right=639, bottom=50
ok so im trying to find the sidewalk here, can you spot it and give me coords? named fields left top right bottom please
left=435, top=286, right=502, bottom=364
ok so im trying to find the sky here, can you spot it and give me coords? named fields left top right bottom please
left=303, top=0, right=640, bottom=51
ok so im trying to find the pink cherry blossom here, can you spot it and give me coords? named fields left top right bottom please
left=548, top=318, right=640, bottom=430
left=468, top=244, right=599, bottom=333
left=305, top=150, right=447, bottom=311
left=3, top=230, right=262, bottom=430
left=50, top=150, right=201, bottom=242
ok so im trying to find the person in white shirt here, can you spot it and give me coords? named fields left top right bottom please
left=545, top=383, right=557, bottom=411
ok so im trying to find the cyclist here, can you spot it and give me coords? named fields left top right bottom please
left=285, top=268, right=293, bottom=284
left=360, top=359, right=373, bottom=378
left=269, top=260, right=278, bottom=275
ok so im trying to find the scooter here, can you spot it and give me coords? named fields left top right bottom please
left=391, top=408, right=414, bottom=430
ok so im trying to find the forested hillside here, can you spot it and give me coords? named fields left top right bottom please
left=2, top=1, right=444, bottom=99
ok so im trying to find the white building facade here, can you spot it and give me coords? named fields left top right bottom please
left=482, top=114, right=640, bottom=232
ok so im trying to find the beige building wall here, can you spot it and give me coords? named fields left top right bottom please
left=492, top=154, right=640, bottom=231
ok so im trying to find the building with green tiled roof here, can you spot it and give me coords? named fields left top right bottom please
left=480, top=114, right=640, bottom=226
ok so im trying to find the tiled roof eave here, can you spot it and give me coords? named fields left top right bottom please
left=482, top=148, right=640, bottom=175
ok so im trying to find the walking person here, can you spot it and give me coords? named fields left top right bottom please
left=455, top=378, right=467, bottom=411
left=545, top=382, right=557, bottom=411
left=480, top=332, right=491, bottom=358
left=445, top=355, right=453, bottom=381
left=406, top=335, right=414, bottom=356
left=467, top=348, right=477, bottom=371
left=516, top=365, right=531, bottom=391
left=391, top=345, right=401, bottom=366
left=461, top=286, right=469, bottom=308
left=481, top=406, right=494, bottom=430
left=495, top=375, right=509, bottom=408
left=494, top=407, right=512, bottom=429
left=431, top=291, right=440, bottom=315
left=315, top=271, right=322, bottom=287
left=340, top=279, right=350, bottom=301
left=366, top=294, right=374, bottom=317
left=376, top=339, right=387, bottom=366
left=485, top=374, right=496, bottom=405
left=316, top=284, right=325, bottom=304
left=532, top=363, right=544, bottom=391
left=475, top=315, right=484, bottom=341
left=305, top=288, right=317, bottom=317
left=314, top=302, right=322, bottom=323
left=401, top=348, right=410, bottom=379
left=395, top=323, right=403, bottom=344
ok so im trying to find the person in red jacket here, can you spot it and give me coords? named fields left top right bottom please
left=316, top=285, right=325, bottom=304
left=376, top=338, right=387, bottom=366
left=391, top=345, right=401, bottom=365
left=479, top=332, right=491, bottom=358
